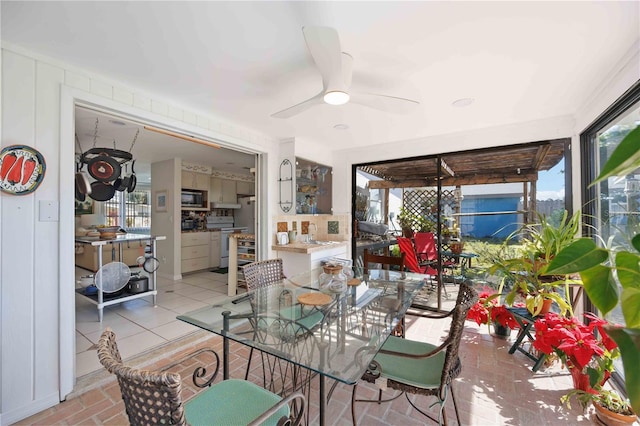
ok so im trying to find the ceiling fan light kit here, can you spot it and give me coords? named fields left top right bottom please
left=271, top=26, right=419, bottom=118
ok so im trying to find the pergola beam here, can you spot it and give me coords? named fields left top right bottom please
left=368, top=171, right=539, bottom=189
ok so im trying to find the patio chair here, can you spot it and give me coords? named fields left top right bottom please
left=397, top=236, right=454, bottom=299
left=97, top=327, right=306, bottom=426
left=351, top=282, right=478, bottom=426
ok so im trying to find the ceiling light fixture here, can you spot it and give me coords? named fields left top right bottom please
left=452, top=98, right=474, bottom=108
left=144, top=126, right=221, bottom=149
left=333, top=124, right=349, bottom=130
left=324, top=91, right=350, bottom=105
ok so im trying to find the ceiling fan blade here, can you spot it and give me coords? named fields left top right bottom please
left=271, top=92, right=324, bottom=119
left=349, top=92, right=420, bottom=114
left=302, top=26, right=345, bottom=93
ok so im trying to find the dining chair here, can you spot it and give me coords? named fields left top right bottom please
left=97, top=327, right=306, bottom=426
left=351, top=282, right=478, bottom=426
left=242, top=258, right=324, bottom=394
left=362, top=249, right=406, bottom=274
left=243, top=258, right=286, bottom=291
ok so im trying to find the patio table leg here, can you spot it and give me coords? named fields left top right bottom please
left=506, top=308, right=546, bottom=372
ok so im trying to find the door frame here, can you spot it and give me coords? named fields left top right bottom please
left=59, top=86, right=267, bottom=398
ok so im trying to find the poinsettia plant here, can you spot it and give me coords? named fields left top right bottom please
left=466, top=289, right=519, bottom=330
left=533, top=312, right=619, bottom=394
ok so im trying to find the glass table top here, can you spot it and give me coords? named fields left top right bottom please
left=178, top=268, right=427, bottom=384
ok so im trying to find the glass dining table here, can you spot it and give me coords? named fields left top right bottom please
left=177, top=268, right=427, bottom=426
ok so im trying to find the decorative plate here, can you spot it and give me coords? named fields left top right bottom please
left=0, top=145, right=46, bottom=195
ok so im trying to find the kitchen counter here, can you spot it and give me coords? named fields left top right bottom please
left=229, top=233, right=255, bottom=240
left=272, top=240, right=348, bottom=254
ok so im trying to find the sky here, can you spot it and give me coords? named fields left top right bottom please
left=536, top=159, right=565, bottom=201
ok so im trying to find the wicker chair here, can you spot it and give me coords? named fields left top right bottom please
left=351, top=282, right=478, bottom=425
left=243, top=258, right=287, bottom=291
left=98, top=327, right=305, bottom=426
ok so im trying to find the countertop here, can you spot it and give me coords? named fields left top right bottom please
left=182, top=229, right=222, bottom=233
left=272, top=240, right=348, bottom=254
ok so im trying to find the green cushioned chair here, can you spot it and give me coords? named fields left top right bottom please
left=98, top=328, right=305, bottom=426
left=351, top=282, right=477, bottom=425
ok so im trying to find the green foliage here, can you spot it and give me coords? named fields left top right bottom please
left=546, top=126, right=640, bottom=413
left=488, top=211, right=581, bottom=316
left=562, top=388, right=635, bottom=416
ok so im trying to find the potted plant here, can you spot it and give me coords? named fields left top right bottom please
left=544, top=126, right=640, bottom=413
left=533, top=312, right=640, bottom=424
left=487, top=210, right=581, bottom=316
left=563, top=388, right=637, bottom=426
left=397, top=207, right=417, bottom=237
left=466, top=288, right=519, bottom=337
left=533, top=312, right=619, bottom=393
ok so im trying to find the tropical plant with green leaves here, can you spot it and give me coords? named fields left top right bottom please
left=545, top=126, right=640, bottom=413
left=488, top=210, right=581, bottom=316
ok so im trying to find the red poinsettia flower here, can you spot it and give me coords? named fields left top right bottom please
left=533, top=312, right=619, bottom=393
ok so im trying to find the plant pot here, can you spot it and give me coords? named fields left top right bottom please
left=491, top=321, right=511, bottom=338
left=593, top=401, right=638, bottom=426
left=402, top=228, right=414, bottom=238
left=539, top=298, right=553, bottom=315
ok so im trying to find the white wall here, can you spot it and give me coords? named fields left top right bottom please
left=151, top=158, right=182, bottom=280
left=0, top=44, right=281, bottom=425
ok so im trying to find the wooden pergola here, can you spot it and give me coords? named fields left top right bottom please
left=361, top=138, right=568, bottom=224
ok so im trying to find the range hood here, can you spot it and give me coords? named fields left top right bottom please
left=210, top=202, right=242, bottom=209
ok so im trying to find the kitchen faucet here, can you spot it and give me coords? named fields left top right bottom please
left=309, top=223, right=317, bottom=241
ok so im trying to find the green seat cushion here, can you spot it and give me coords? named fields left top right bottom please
left=278, top=305, right=324, bottom=332
left=185, top=379, right=288, bottom=426
left=373, top=336, right=445, bottom=389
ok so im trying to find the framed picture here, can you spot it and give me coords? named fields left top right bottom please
left=155, top=190, right=167, bottom=212
left=75, top=198, right=94, bottom=215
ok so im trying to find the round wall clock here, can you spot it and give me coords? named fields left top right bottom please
left=0, top=145, right=47, bottom=195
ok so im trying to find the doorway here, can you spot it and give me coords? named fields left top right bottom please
left=71, top=103, right=260, bottom=380
left=353, top=139, right=571, bottom=310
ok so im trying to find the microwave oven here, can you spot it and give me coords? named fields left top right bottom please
left=181, top=190, right=206, bottom=208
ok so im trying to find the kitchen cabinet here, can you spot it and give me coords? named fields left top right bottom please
left=274, top=242, right=348, bottom=277
left=210, top=177, right=237, bottom=203
left=182, top=171, right=210, bottom=191
left=210, top=231, right=221, bottom=268
left=181, top=232, right=210, bottom=273
left=236, top=180, right=255, bottom=196
left=75, top=234, right=165, bottom=321
left=295, top=157, right=332, bottom=214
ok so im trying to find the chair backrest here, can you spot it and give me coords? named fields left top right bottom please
left=414, top=232, right=437, bottom=261
left=396, top=237, right=420, bottom=273
left=98, top=328, right=187, bottom=426
left=242, top=258, right=286, bottom=291
left=397, top=237, right=439, bottom=275
left=363, top=249, right=406, bottom=274
left=440, top=282, right=478, bottom=388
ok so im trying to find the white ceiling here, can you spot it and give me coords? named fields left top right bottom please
left=74, top=106, right=256, bottom=183
left=2, top=1, right=639, bottom=154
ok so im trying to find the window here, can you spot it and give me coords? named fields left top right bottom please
left=103, top=188, right=151, bottom=233
left=580, top=81, right=640, bottom=383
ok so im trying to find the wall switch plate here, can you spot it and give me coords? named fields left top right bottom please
left=39, top=200, right=59, bottom=221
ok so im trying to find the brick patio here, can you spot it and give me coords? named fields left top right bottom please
left=17, top=313, right=602, bottom=425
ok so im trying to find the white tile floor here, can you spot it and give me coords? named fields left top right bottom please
left=75, top=267, right=236, bottom=377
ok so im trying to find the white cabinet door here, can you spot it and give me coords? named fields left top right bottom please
left=210, top=231, right=221, bottom=268
left=182, top=171, right=209, bottom=191
left=236, top=180, right=254, bottom=196
left=221, top=179, right=237, bottom=203
left=210, top=177, right=222, bottom=202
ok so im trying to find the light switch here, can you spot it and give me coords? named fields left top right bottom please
left=39, top=200, right=59, bottom=222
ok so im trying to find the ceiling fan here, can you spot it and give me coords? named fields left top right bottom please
left=271, top=26, right=419, bottom=119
